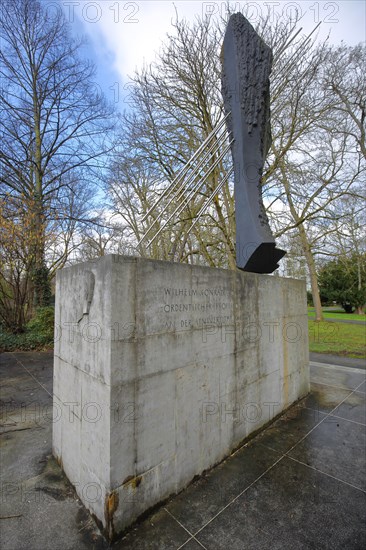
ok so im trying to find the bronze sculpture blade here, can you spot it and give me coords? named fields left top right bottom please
left=221, top=13, right=286, bottom=273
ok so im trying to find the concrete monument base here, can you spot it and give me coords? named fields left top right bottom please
left=53, top=255, right=309, bottom=540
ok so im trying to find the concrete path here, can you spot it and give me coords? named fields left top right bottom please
left=1, top=352, right=365, bottom=549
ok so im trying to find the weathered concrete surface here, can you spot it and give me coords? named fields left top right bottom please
left=221, top=13, right=285, bottom=272
left=53, top=255, right=309, bottom=539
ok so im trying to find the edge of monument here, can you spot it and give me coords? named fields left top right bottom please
left=57, top=254, right=304, bottom=285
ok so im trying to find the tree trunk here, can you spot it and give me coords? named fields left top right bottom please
left=298, top=224, right=323, bottom=321
left=277, top=159, right=323, bottom=321
left=355, top=255, right=364, bottom=315
left=31, top=76, right=49, bottom=307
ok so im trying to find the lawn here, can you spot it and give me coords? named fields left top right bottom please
left=308, top=319, right=366, bottom=358
left=307, top=307, right=365, bottom=321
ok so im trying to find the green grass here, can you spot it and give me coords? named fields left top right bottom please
left=309, top=312, right=365, bottom=321
left=307, top=307, right=365, bottom=321
left=308, top=320, right=366, bottom=358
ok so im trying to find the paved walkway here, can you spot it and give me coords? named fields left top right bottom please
left=310, top=352, right=365, bottom=370
left=1, top=352, right=365, bottom=549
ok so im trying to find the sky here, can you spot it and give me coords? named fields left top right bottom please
left=51, top=0, right=366, bottom=113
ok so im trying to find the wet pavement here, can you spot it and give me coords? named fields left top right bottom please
left=0, top=352, right=365, bottom=549
left=310, top=352, right=366, bottom=370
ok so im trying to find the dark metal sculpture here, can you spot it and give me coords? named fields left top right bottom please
left=221, top=13, right=285, bottom=273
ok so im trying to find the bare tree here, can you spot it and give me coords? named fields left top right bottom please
left=322, top=192, right=366, bottom=314
left=0, top=196, right=32, bottom=331
left=108, top=15, right=241, bottom=268
left=0, top=0, right=114, bottom=321
left=266, top=40, right=365, bottom=320
left=323, top=44, right=366, bottom=160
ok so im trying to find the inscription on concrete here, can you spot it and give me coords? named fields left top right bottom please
left=161, top=286, right=233, bottom=329
left=135, top=261, right=235, bottom=337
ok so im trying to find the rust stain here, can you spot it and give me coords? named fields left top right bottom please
left=104, top=490, right=119, bottom=540
left=122, top=474, right=134, bottom=485
left=107, top=492, right=119, bottom=517
left=103, top=475, right=143, bottom=541
left=122, top=475, right=142, bottom=489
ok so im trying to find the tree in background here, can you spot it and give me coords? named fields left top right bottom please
left=74, top=209, right=132, bottom=262
left=266, top=36, right=365, bottom=321
left=318, top=253, right=366, bottom=314
left=109, top=16, right=236, bottom=268
left=0, top=0, right=114, bottom=330
left=318, top=192, right=366, bottom=315
left=0, top=197, right=33, bottom=332
left=323, top=43, right=366, bottom=161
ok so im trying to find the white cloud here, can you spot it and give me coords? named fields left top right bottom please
left=62, top=0, right=365, bottom=89
left=66, top=1, right=206, bottom=82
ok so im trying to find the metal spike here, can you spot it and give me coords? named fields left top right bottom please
left=187, top=169, right=234, bottom=235
left=146, top=139, right=233, bottom=248
left=137, top=126, right=230, bottom=246
left=140, top=113, right=231, bottom=223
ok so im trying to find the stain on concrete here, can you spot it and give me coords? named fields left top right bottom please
left=104, top=490, right=119, bottom=541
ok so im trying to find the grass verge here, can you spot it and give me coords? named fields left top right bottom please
left=307, top=308, right=365, bottom=321
left=308, top=320, right=366, bottom=359
left=309, top=312, right=365, bottom=321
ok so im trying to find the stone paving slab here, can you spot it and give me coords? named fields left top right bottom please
left=0, top=352, right=365, bottom=550
left=194, top=457, right=366, bottom=550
